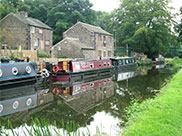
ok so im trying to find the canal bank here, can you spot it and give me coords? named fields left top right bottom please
left=123, top=69, right=182, bottom=136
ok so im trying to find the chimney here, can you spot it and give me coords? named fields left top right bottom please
left=20, top=11, right=28, bottom=17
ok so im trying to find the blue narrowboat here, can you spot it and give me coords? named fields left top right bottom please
left=0, top=62, right=37, bottom=87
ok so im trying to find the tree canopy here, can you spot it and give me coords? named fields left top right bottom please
left=112, top=0, right=177, bottom=58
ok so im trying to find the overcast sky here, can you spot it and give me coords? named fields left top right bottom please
left=89, top=0, right=181, bottom=14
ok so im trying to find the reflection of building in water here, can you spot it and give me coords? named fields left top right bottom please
left=0, top=84, right=53, bottom=117
left=55, top=77, right=114, bottom=113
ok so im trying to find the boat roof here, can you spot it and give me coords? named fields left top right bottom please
left=111, top=57, right=136, bottom=60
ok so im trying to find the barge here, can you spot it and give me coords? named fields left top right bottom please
left=111, top=57, right=137, bottom=71
left=50, top=59, right=113, bottom=82
left=0, top=62, right=37, bottom=87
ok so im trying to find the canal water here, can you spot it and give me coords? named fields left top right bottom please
left=0, top=64, right=178, bottom=135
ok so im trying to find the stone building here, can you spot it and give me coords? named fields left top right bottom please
left=52, top=21, right=114, bottom=59
left=0, top=12, right=52, bottom=53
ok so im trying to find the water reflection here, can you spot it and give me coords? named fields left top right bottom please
left=52, top=76, right=114, bottom=114
left=0, top=65, right=178, bottom=135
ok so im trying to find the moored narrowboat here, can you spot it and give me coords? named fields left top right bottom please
left=153, top=57, right=165, bottom=65
left=50, top=59, right=113, bottom=82
left=0, top=62, right=37, bottom=87
left=111, top=57, right=137, bottom=71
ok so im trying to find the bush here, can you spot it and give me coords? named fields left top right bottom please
left=38, top=51, right=51, bottom=58
left=58, top=55, right=67, bottom=58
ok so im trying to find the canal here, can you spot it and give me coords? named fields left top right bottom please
left=0, top=64, right=178, bottom=135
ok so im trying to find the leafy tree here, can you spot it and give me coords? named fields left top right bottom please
left=114, top=0, right=176, bottom=58
left=0, top=0, right=18, bottom=19
left=176, top=7, right=182, bottom=42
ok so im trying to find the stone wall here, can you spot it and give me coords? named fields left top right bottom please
left=52, top=39, right=84, bottom=58
left=0, top=14, right=28, bottom=50
left=95, top=33, right=114, bottom=59
left=63, top=23, right=95, bottom=48
left=0, top=14, right=52, bottom=53
left=30, top=27, right=52, bottom=53
left=82, top=49, right=96, bottom=59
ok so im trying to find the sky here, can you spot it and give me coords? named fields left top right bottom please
left=89, top=0, right=181, bottom=14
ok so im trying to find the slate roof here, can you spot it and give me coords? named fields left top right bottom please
left=78, top=22, right=113, bottom=36
left=10, top=13, right=52, bottom=30
left=64, top=21, right=113, bottom=36
left=52, top=37, right=94, bottom=50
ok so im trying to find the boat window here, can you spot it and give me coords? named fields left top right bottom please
left=119, top=60, right=123, bottom=65
left=104, top=62, right=107, bottom=66
left=104, top=80, right=107, bottom=85
left=90, top=83, right=94, bottom=87
left=76, top=86, right=81, bottom=91
left=126, top=60, right=128, bottom=64
left=99, top=62, right=102, bottom=67
left=108, top=62, right=111, bottom=66
left=90, top=63, right=94, bottom=68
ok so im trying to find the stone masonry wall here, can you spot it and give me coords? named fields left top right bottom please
left=0, top=14, right=28, bottom=49
left=63, top=23, right=95, bottom=48
left=30, top=27, right=52, bottom=53
left=52, top=40, right=84, bottom=58
left=95, top=33, right=114, bottom=59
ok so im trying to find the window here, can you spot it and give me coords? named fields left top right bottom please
left=99, top=62, right=102, bottom=67
left=108, top=62, right=111, bottom=66
left=103, top=51, right=106, bottom=57
left=110, top=37, right=112, bottom=43
left=90, top=83, right=94, bottom=87
left=90, top=63, right=94, bottom=68
left=45, top=41, right=50, bottom=45
left=31, top=27, right=35, bottom=33
left=99, top=50, right=102, bottom=58
left=34, top=40, right=38, bottom=47
left=39, top=29, right=42, bottom=34
left=104, top=62, right=107, bottom=66
left=108, top=51, right=111, bottom=57
left=103, top=36, right=106, bottom=47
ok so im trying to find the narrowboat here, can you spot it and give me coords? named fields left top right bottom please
left=50, top=59, right=113, bottom=82
left=153, top=57, right=165, bottom=65
left=0, top=62, right=37, bottom=87
left=111, top=57, right=137, bottom=71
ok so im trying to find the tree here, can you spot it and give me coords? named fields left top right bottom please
left=176, top=7, right=182, bottom=42
left=114, top=0, right=176, bottom=58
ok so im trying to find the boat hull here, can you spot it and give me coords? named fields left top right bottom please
left=0, top=62, right=37, bottom=86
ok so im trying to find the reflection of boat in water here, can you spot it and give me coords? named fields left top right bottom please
left=0, top=62, right=37, bottom=87
left=0, top=85, right=37, bottom=117
left=113, top=65, right=137, bottom=82
left=0, top=84, right=53, bottom=117
left=115, top=71, right=136, bottom=82
left=52, top=76, right=114, bottom=113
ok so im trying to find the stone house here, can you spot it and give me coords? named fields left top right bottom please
left=52, top=37, right=94, bottom=58
left=0, top=12, right=52, bottom=53
left=52, top=21, right=114, bottom=59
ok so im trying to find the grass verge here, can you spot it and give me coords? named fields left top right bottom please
left=122, top=69, right=182, bottom=136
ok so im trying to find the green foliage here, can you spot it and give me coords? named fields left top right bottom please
left=170, top=58, right=182, bottom=68
left=123, top=70, right=182, bottom=136
left=0, top=118, right=106, bottom=136
left=58, top=55, right=67, bottom=58
left=38, top=51, right=51, bottom=58
left=112, top=0, right=177, bottom=58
